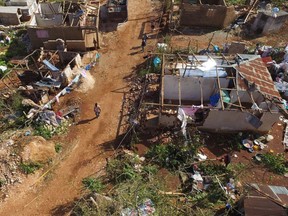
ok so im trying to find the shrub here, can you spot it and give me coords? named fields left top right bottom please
left=262, top=153, right=287, bottom=175
left=106, top=157, right=139, bottom=183
left=138, top=68, right=151, bottom=77
left=145, top=135, right=203, bottom=170
left=33, top=124, right=53, bottom=139
left=33, top=120, right=70, bottom=140
left=20, top=162, right=43, bottom=174
left=55, top=143, right=63, bottom=153
left=199, top=162, right=230, bottom=176
left=82, top=177, right=105, bottom=193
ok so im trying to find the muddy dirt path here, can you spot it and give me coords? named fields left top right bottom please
left=0, top=0, right=157, bottom=215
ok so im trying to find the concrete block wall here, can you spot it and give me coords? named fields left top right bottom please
left=200, top=109, right=280, bottom=133
left=0, top=13, right=21, bottom=25
left=180, top=4, right=236, bottom=28
left=252, top=12, right=288, bottom=35
left=35, top=14, right=63, bottom=26
left=28, top=26, right=86, bottom=49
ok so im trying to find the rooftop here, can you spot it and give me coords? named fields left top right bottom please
left=236, top=56, right=281, bottom=100
left=244, top=183, right=288, bottom=216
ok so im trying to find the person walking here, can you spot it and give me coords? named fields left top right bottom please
left=141, top=39, right=146, bottom=52
left=94, top=103, right=101, bottom=118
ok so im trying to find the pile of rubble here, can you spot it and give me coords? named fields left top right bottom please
left=0, top=129, right=57, bottom=200
left=121, top=75, right=145, bottom=127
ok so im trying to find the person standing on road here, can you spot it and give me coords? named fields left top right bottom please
left=142, top=33, right=149, bottom=42
left=141, top=39, right=146, bottom=52
left=94, top=103, right=101, bottom=118
left=141, top=33, right=149, bottom=52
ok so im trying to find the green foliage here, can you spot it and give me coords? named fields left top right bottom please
left=73, top=201, right=98, bottom=216
left=138, top=68, right=151, bottom=77
left=0, top=29, right=28, bottom=77
left=0, top=92, right=25, bottom=114
left=33, top=124, right=53, bottom=139
left=262, top=153, right=287, bottom=175
left=0, top=179, right=6, bottom=187
left=190, top=181, right=226, bottom=208
left=199, top=162, right=231, bottom=176
left=225, top=0, right=246, bottom=6
left=163, top=0, right=172, bottom=12
left=20, top=162, right=43, bottom=174
left=106, top=157, right=140, bottom=183
left=113, top=177, right=182, bottom=215
left=82, top=177, right=105, bottom=193
left=226, top=162, right=246, bottom=175
left=10, top=92, right=25, bottom=111
left=0, top=92, right=28, bottom=132
left=226, top=0, right=286, bottom=7
left=146, top=135, right=203, bottom=170
left=33, top=120, right=70, bottom=140
left=55, top=143, right=63, bottom=153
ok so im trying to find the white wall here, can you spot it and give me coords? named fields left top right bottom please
left=163, top=75, right=229, bottom=102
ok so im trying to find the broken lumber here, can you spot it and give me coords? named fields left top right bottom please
left=158, top=190, right=185, bottom=196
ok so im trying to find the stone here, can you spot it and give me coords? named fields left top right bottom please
left=266, top=135, right=274, bottom=142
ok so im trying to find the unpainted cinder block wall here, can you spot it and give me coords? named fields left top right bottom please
left=199, top=109, right=280, bottom=133
left=251, top=12, right=288, bottom=35
left=28, top=27, right=86, bottom=49
left=0, top=13, right=21, bottom=25
left=180, top=3, right=236, bottom=28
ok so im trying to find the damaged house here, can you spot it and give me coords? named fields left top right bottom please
left=171, top=0, right=236, bottom=29
left=0, top=0, right=38, bottom=25
left=27, top=1, right=100, bottom=51
left=106, top=0, right=127, bottom=22
left=0, top=49, right=84, bottom=108
left=143, top=53, right=285, bottom=133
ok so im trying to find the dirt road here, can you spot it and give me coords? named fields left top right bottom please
left=0, top=0, right=156, bottom=215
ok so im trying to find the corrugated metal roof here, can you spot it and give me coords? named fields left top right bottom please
left=269, top=185, right=288, bottom=195
left=235, top=58, right=281, bottom=100
left=250, top=183, right=288, bottom=207
left=244, top=197, right=287, bottom=216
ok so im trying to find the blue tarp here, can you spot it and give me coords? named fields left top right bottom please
left=210, top=93, right=220, bottom=106
left=153, top=57, right=161, bottom=67
left=43, top=60, right=60, bottom=72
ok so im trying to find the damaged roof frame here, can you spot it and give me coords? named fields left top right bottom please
left=140, top=52, right=286, bottom=133
left=0, top=49, right=80, bottom=90
left=144, top=53, right=281, bottom=114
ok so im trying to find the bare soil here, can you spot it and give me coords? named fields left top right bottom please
left=0, top=0, right=158, bottom=215
left=1, top=2, right=288, bottom=215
